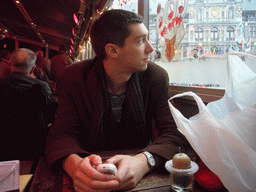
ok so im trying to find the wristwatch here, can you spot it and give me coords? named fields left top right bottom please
left=142, top=151, right=156, bottom=170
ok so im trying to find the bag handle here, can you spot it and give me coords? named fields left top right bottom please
left=168, top=91, right=211, bottom=122
left=169, top=91, right=209, bottom=116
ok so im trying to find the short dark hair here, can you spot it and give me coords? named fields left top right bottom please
left=90, top=9, right=144, bottom=60
left=155, top=50, right=161, bottom=58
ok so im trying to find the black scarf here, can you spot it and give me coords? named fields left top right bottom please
left=95, top=62, right=148, bottom=150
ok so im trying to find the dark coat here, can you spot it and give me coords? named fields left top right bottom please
left=0, top=72, right=58, bottom=161
left=46, top=57, right=189, bottom=170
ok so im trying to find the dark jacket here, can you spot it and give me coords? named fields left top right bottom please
left=0, top=72, right=58, bottom=161
left=46, top=57, right=189, bottom=170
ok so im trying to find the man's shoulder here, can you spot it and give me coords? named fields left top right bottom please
left=143, top=62, right=168, bottom=79
left=8, top=73, right=50, bottom=89
left=63, top=59, right=94, bottom=76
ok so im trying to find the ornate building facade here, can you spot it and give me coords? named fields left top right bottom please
left=148, top=0, right=255, bottom=61
left=182, top=0, right=245, bottom=58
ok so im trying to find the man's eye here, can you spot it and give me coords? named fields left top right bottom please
left=138, top=38, right=146, bottom=44
left=138, top=39, right=143, bottom=44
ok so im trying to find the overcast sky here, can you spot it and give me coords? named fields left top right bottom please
left=243, top=0, right=256, bottom=11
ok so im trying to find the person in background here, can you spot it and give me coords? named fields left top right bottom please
left=0, top=48, right=58, bottom=162
left=0, top=49, right=11, bottom=78
left=46, top=10, right=189, bottom=191
left=153, top=50, right=161, bottom=62
left=193, top=49, right=198, bottom=58
left=50, top=44, right=73, bottom=96
left=29, top=44, right=51, bottom=81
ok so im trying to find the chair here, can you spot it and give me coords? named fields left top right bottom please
left=0, top=83, right=56, bottom=162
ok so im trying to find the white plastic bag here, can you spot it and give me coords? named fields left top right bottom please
left=168, top=52, right=256, bottom=192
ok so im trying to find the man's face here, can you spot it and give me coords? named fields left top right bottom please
left=116, top=23, right=154, bottom=73
left=153, top=51, right=158, bottom=59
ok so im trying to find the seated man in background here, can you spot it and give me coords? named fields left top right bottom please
left=46, top=10, right=189, bottom=191
left=0, top=48, right=58, bottom=162
left=50, top=44, right=73, bottom=97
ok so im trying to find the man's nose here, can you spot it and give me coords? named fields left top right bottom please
left=146, top=39, right=154, bottom=53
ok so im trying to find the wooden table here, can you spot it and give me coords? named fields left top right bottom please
left=28, top=150, right=228, bottom=192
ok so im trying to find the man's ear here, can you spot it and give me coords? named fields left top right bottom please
left=105, top=43, right=119, bottom=58
left=29, top=65, right=36, bottom=75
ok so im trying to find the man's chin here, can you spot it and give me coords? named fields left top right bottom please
left=139, top=63, right=148, bottom=71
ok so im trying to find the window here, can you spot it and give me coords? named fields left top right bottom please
left=211, top=27, right=219, bottom=41
left=228, top=6, right=234, bottom=20
left=110, top=0, right=256, bottom=89
left=198, top=8, right=203, bottom=22
left=195, top=27, right=203, bottom=40
left=227, top=26, right=235, bottom=40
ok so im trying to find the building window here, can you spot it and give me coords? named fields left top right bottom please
left=198, top=8, right=203, bottom=22
left=211, top=27, right=219, bottom=41
left=228, top=7, right=234, bottom=20
left=210, top=46, right=219, bottom=54
left=251, top=26, right=256, bottom=38
left=195, top=27, right=204, bottom=40
left=227, top=26, right=235, bottom=40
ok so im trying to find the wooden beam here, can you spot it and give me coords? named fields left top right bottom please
left=138, top=0, right=149, bottom=30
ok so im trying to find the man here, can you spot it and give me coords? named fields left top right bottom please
left=30, top=44, right=51, bottom=81
left=46, top=10, right=189, bottom=191
left=50, top=44, right=73, bottom=95
left=0, top=48, right=58, bottom=161
left=153, top=50, right=161, bottom=62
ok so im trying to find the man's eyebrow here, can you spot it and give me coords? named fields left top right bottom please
left=135, top=34, right=147, bottom=40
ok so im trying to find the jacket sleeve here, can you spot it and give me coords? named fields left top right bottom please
left=45, top=64, right=90, bottom=171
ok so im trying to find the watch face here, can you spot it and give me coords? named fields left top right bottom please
left=150, top=158, right=156, bottom=166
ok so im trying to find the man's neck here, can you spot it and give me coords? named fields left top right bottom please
left=11, top=67, right=29, bottom=76
left=103, top=59, right=131, bottom=94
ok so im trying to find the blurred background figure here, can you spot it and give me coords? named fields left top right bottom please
left=50, top=44, right=73, bottom=96
left=153, top=50, right=161, bottom=62
left=193, top=49, right=198, bottom=58
left=0, top=48, right=58, bottom=162
left=0, top=49, right=12, bottom=78
left=29, top=44, right=51, bottom=81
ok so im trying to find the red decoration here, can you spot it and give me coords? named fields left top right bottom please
left=159, top=21, right=163, bottom=28
left=118, top=0, right=130, bottom=7
left=161, top=26, right=166, bottom=37
left=157, top=4, right=161, bottom=14
left=178, top=6, right=184, bottom=13
left=168, top=20, right=175, bottom=29
left=168, top=11, right=174, bottom=19
left=175, top=17, right=183, bottom=26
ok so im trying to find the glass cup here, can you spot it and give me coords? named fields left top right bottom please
left=165, top=160, right=199, bottom=191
